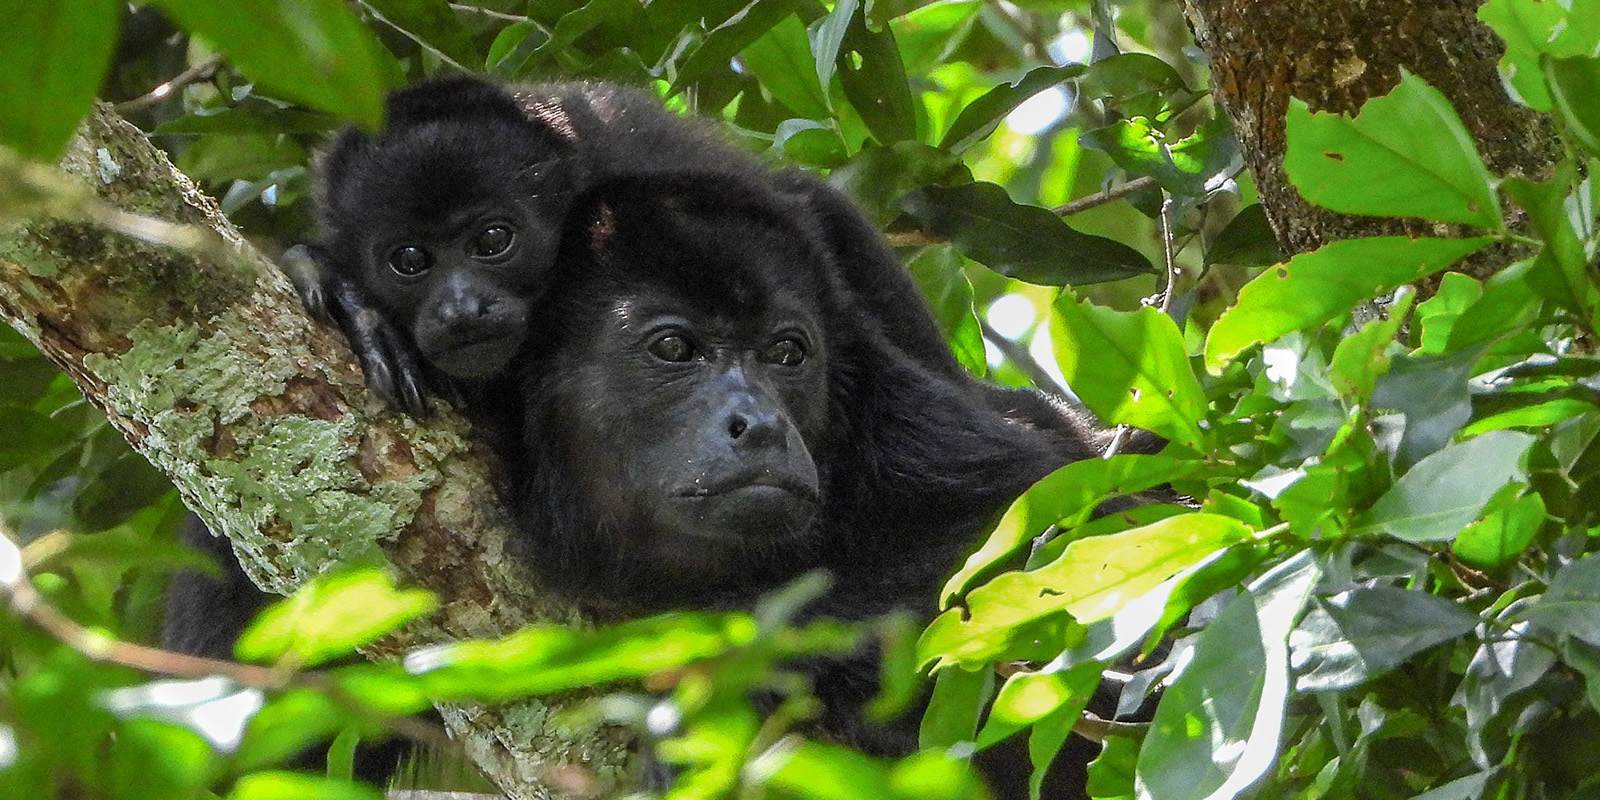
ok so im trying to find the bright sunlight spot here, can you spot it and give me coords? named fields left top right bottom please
left=986, top=293, right=1037, bottom=340
left=1005, top=86, right=1068, bottom=136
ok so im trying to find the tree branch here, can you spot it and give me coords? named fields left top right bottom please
left=0, top=105, right=621, bottom=799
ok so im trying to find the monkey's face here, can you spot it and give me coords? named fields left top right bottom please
left=366, top=208, right=544, bottom=379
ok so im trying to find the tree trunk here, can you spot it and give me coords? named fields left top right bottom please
left=1181, top=0, right=1559, bottom=277
left=0, top=106, right=625, bottom=799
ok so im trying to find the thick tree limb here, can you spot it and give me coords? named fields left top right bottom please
left=0, top=105, right=623, bottom=799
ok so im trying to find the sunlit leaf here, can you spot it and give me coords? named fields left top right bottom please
left=1136, top=553, right=1320, bottom=800
left=225, top=772, right=382, bottom=800
left=1513, top=552, right=1600, bottom=647
left=1053, top=296, right=1207, bottom=448
left=940, top=64, right=1086, bottom=152
left=1204, top=236, right=1493, bottom=372
left=1453, top=492, right=1545, bottom=570
left=1479, top=0, right=1600, bottom=110
left=236, top=569, right=437, bottom=667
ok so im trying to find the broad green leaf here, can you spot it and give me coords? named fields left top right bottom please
left=772, top=119, right=849, bottom=167
left=154, top=0, right=402, bottom=129
left=1284, top=74, right=1501, bottom=228
left=887, top=750, right=990, bottom=800
left=899, top=182, right=1152, bottom=285
left=832, top=142, right=963, bottom=224
left=1416, top=273, right=1484, bottom=354
left=1053, top=296, right=1207, bottom=448
left=1504, top=163, right=1597, bottom=315
left=1463, top=399, right=1597, bottom=437
left=836, top=4, right=918, bottom=144
left=0, top=0, right=119, bottom=160
left=226, top=772, right=382, bottom=800
left=1290, top=588, right=1478, bottom=692
left=404, top=613, right=757, bottom=700
left=1546, top=55, right=1600, bottom=155
left=1371, top=348, right=1479, bottom=469
left=1513, top=553, right=1600, bottom=647
left=808, top=0, right=859, bottom=92
left=236, top=569, right=437, bottom=667
left=235, top=690, right=356, bottom=771
left=757, top=741, right=892, bottom=799
left=974, top=663, right=1099, bottom=750
left=1328, top=288, right=1414, bottom=402
left=942, top=454, right=1203, bottom=603
left=107, top=721, right=213, bottom=800
left=1204, top=236, right=1493, bottom=372
left=921, top=514, right=1252, bottom=669
left=907, top=247, right=987, bottom=377
left=1479, top=0, right=1600, bottom=110
left=1355, top=430, right=1536, bottom=542
left=1087, top=735, right=1139, bottom=800
left=1078, top=53, right=1199, bottom=121
left=1136, top=553, right=1320, bottom=800
left=742, top=14, right=831, bottom=119
left=672, top=0, right=804, bottom=94
left=940, top=64, right=1086, bottom=152
left=358, top=0, right=483, bottom=70
left=919, top=666, right=992, bottom=749
left=1205, top=204, right=1282, bottom=268
left=1453, top=492, right=1545, bottom=570
left=1445, top=258, right=1542, bottom=351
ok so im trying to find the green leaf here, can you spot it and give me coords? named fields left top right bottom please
left=1453, top=492, right=1545, bottom=570
left=1545, top=55, right=1600, bottom=155
left=974, top=663, right=1100, bottom=750
left=940, top=64, right=1086, bottom=152
left=742, top=13, right=831, bottom=119
left=1416, top=273, right=1484, bottom=355
left=1328, top=287, right=1414, bottom=402
left=107, top=720, right=214, bottom=800
left=1513, top=553, right=1600, bottom=647
left=671, top=0, right=803, bottom=94
left=1463, top=399, right=1597, bottom=437
left=1479, top=0, right=1600, bottom=111
left=1355, top=430, right=1536, bottom=543
left=1135, top=552, right=1320, bottom=800
left=1290, top=587, right=1478, bottom=692
left=225, top=772, right=382, bottom=800
left=1444, top=258, right=1542, bottom=351
left=154, top=0, right=402, bottom=128
left=1371, top=348, right=1480, bottom=468
left=901, top=182, right=1152, bottom=284
left=888, top=749, right=990, bottom=800
left=1205, top=204, right=1282, bottom=268
left=0, top=0, right=119, bottom=160
left=1284, top=74, right=1501, bottom=228
left=236, top=569, right=437, bottom=667
left=919, top=665, right=992, bottom=749
left=405, top=613, right=758, bottom=701
left=1086, top=735, right=1139, bottom=800
left=772, top=119, right=849, bottom=167
left=831, top=142, right=963, bottom=224
left=1052, top=296, right=1207, bottom=448
left=943, top=454, right=1203, bottom=603
left=921, top=514, right=1252, bottom=669
left=1078, top=53, right=1199, bottom=121
left=836, top=3, right=918, bottom=144
left=906, top=247, right=987, bottom=376
left=808, top=0, right=859, bottom=99
left=1204, top=236, right=1493, bottom=372
left=358, top=0, right=484, bottom=70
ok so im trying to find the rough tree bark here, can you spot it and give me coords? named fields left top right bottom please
left=1181, top=0, right=1560, bottom=277
left=0, top=106, right=625, bottom=799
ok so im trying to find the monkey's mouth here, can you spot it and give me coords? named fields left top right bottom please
left=674, top=475, right=819, bottom=503
left=421, top=328, right=525, bottom=378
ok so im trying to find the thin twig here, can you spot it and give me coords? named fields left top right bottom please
left=449, top=3, right=529, bottom=22
left=1156, top=191, right=1179, bottom=315
left=1073, top=711, right=1150, bottom=744
left=978, top=317, right=1063, bottom=392
left=1053, top=175, right=1159, bottom=217
left=0, top=521, right=454, bottom=753
left=114, top=54, right=225, bottom=114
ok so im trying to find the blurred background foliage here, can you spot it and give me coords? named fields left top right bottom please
left=6, top=1, right=1600, bottom=800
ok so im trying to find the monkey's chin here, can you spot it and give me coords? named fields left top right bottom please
left=421, top=334, right=523, bottom=379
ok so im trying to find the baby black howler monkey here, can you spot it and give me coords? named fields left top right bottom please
left=286, top=75, right=972, bottom=416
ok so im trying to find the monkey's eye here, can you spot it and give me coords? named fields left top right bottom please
left=471, top=226, right=515, bottom=259
left=762, top=338, right=807, bottom=366
left=649, top=334, right=697, bottom=363
left=388, top=246, right=432, bottom=276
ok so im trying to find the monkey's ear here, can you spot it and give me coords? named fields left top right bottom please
left=385, top=75, right=530, bottom=129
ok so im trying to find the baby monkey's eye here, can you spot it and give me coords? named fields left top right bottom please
left=388, top=245, right=432, bottom=276
left=471, top=225, right=515, bottom=259
left=762, top=338, right=807, bottom=366
left=649, top=334, right=697, bottom=363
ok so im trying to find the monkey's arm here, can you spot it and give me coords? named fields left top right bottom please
left=280, top=245, right=432, bottom=415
